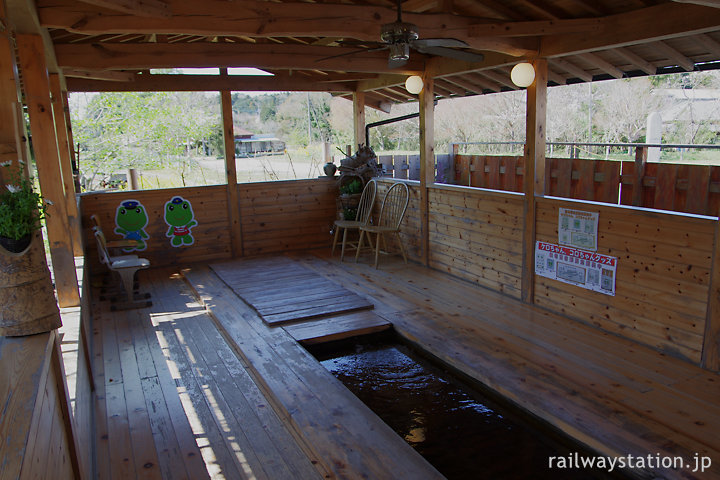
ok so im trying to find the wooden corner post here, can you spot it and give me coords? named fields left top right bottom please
left=419, top=75, right=434, bottom=267
left=49, top=74, right=83, bottom=256
left=702, top=218, right=720, bottom=371
left=16, top=34, right=80, bottom=307
left=221, top=88, right=243, bottom=257
left=353, top=91, right=365, bottom=149
left=521, top=59, right=548, bottom=304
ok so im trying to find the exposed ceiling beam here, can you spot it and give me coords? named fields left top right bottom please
left=54, top=43, right=425, bottom=74
left=550, top=57, right=592, bottom=82
left=442, top=76, right=485, bottom=95
left=651, top=40, right=695, bottom=71
left=357, top=74, right=411, bottom=92
left=612, top=47, right=656, bottom=75
left=540, top=3, right=720, bottom=57
left=693, top=33, right=720, bottom=57
left=65, top=73, right=356, bottom=92
left=476, top=69, right=517, bottom=90
left=76, top=0, right=171, bottom=18
left=6, top=0, right=60, bottom=72
left=426, top=51, right=520, bottom=78
left=469, top=18, right=602, bottom=38
left=578, top=52, right=624, bottom=78
left=36, top=0, right=535, bottom=55
left=672, top=0, right=720, bottom=8
left=62, top=68, right=138, bottom=81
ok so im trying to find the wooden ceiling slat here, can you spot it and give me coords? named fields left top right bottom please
left=434, top=78, right=468, bottom=96
left=463, top=72, right=502, bottom=92
left=476, top=69, right=518, bottom=90
left=694, top=33, right=720, bottom=57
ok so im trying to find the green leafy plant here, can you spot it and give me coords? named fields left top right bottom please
left=0, top=167, right=49, bottom=240
left=342, top=207, right=357, bottom=221
left=340, top=178, right=362, bottom=195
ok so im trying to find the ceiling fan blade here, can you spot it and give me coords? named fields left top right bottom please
left=316, top=46, right=389, bottom=63
left=412, top=45, right=484, bottom=63
left=412, top=38, right=469, bottom=49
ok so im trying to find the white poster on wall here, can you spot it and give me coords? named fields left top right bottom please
left=535, top=241, right=617, bottom=296
left=558, top=208, right=599, bottom=252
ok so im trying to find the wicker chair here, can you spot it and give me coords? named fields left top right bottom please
left=332, top=179, right=377, bottom=261
left=355, top=182, right=409, bottom=268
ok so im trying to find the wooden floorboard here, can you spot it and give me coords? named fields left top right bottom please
left=210, top=257, right=374, bottom=325
left=89, top=251, right=720, bottom=480
left=291, top=250, right=720, bottom=480
left=184, top=264, right=444, bottom=480
left=89, top=268, right=322, bottom=480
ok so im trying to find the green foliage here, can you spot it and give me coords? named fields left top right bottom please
left=0, top=167, right=48, bottom=240
left=340, top=178, right=363, bottom=195
left=342, top=207, right=357, bottom=221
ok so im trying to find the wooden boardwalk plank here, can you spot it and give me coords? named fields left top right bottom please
left=211, top=257, right=373, bottom=325
left=184, top=265, right=443, bottom=480
left=284, top=310, right=392, bottom=344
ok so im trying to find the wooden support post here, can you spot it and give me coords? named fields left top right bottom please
left=49, top=74, right=83, bottom=256
left=632, top=146, right=647, bottom=207
left=419, top=76, right=434, bottom=266
left=521, top=59, right=547, bottom=304
left=353, top=91, right=365, bottom=149
left=221, top=88, right=243, bottom=257
left=60, top=89, right=81, bottom=193
left=0, top=2, right=26, bottom=183
left=16, top=34, right=79, bottom=307
left=702, top=218, right=720, bottom=371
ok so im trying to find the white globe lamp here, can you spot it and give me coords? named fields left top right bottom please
left=510, top=63, right=535, bottom=88
left=405, top=75, right=424, bottom=94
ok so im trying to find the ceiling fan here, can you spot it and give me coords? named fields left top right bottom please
left=318, top=0, right=485, bottom=68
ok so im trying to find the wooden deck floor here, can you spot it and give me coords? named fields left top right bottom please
left=88, top=251, right=720, bottom=480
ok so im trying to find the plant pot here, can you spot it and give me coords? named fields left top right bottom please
left=340, top=193, right=361, bottom=209
left=323, top=162, right=337, bottom=176
left=0, top=234, right=32, bottom=254
left=0, top=231, right=61, bottom=336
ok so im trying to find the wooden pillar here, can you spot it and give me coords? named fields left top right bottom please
left=16, top=34, right=79, bottom=307
left=0, top=2, right=26, bottom=184
left=60, top=88, right=81, bottom=193
left=49, top=74, right=83, bottom=256
left=521, top=59, right=548, bottom=304
left=703, top=218, right=720, bottom=371
left=221, top=88, right=243, bottom=257
left=353, top=91, right=365, bottom=149
left=419, top=75, right=434, bottom=267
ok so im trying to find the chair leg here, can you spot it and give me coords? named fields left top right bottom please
left=332, top=225, right=340, bottom=256
left=340, top=227, right=349, bottom=262
left=355, top=229, right=365, bottom=263
left=112, top=268, right=152, bottom=310
left=395, top=231, right=408, bottom=263
left=374, top=232, right=382, bottom=269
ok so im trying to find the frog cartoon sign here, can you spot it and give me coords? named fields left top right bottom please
left=114, top=199, right=149, bottom=251
left=164, top=196, right=197, bottom=247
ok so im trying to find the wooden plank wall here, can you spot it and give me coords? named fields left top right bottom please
left=0, top=331, right=82, bottom=479
left=74, top=262, right=94, bottom=479
left=80, top=185, right=232, bottom=269
left=81, top=179, right=339, bottom=267
left=535, top=198, right=715, bottom=364
left=374, top=179, right=422, bottom=262
left=239, top=178, right=337, bottom=255
left=427, top=185, right=525, bottom=299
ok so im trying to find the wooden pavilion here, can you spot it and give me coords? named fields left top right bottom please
left=1, top=0, right=720, bottom=479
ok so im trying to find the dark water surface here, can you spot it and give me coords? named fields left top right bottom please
left=312, top=336, right=614, bottom=480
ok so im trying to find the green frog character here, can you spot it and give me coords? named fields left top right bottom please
left=164, top=196, right=197, bottom=247
left=114, top=199, right=149, bottom=251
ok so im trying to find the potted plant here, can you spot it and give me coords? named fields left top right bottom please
left=0, top=166, right=49, bottom=254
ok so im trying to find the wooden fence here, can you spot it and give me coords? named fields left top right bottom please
left=377, top=153, right=452, bottom=183
left=453, top=150, right=720, bottom=217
